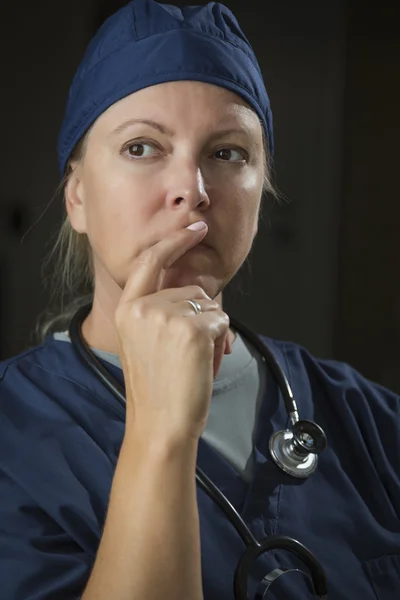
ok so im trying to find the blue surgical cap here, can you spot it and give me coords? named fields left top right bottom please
left=57, top=0, right=274, bottom=176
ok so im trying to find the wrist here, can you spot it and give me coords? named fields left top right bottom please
left=122, top=416, right=200, bottom=462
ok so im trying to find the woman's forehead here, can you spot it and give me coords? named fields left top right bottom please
left=95, top=81, right=259, bottom=133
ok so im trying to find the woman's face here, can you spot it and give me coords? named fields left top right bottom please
left=67, top=81, right=265, bottom=300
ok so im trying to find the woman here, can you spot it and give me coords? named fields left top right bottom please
left=0, top=1, right=399, bottom=599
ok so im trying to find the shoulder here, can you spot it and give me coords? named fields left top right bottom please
left=0, top=334, right=123, bottom=434
left=0, top=337, right=51, bottom=380
left=0, top=337, right=61, bottom=420
left=258, top=333, right=399, bottom=414
left=0, top=336, right=85, bottom=422
left=258, top=335, right=400, bottom=490
left=0, top=335, right=70, bottom=387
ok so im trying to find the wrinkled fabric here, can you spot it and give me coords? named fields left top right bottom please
left=0, top=334, right=399, bottom=599
left=57, top=0, right=274, bottom=176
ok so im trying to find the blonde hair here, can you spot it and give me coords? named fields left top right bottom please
left=36, top=118, right=278, bottom=341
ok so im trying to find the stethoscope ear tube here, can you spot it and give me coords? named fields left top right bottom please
left=234, top=535, right=328, bottom=599
left=229, top=317, right=299, bottom=425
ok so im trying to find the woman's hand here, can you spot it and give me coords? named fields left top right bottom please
left=115, top=222, right=231, bottom=441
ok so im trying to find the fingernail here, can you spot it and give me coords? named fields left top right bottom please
left=186, top=221, right=207, bottom=231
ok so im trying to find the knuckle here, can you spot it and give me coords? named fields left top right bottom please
left=152, top=307, right=169, bottom=328
left=222, top=312, right=230, bottom=327
left=189, top=285, right=210, bottom=300
left=115, top=299, right=146, bottom=328
left=172, top=315, right=200, bottom=340
left=209, top=300, right=221, bottom=310
left=130, top=298, right=148, bottom=320
left=136, top=248, right=158, bottom=269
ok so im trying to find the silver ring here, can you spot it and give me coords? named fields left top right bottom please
left=185, top=299, right=203, bottom=315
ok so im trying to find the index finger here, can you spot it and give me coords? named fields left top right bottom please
left=121, top=221, right=208, bottom=301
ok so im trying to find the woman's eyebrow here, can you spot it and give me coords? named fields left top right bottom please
left=208, top=127, right=254, bottom=142
left=109, top=118, right=174, bottom=138
left=109, top=118, right=254, bottom=141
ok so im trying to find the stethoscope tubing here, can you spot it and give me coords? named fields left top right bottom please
left=229, top=316, right=299, bottom=427
left=69, top=305, right=328, bottom=599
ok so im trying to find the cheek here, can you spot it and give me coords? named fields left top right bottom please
left=221, top=173, right=262, bottom=242
left=83, top=171, right=151, bottom=258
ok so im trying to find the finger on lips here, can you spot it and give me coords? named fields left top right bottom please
left=122, top=222, right=209, bottom=301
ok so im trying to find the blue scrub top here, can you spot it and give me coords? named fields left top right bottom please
left=0, top=333, right=399, bottom=599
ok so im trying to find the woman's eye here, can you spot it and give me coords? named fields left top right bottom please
left=214, top=148, right=246, bottom=162
left=125, top=142, right=157, bottom=159
left=122, top=142, right=247, bottom=162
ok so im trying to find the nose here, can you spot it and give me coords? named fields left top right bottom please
left=164, top=165, right=210, bottom=213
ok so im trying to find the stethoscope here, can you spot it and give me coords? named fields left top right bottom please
left=70, top=304, right=328, bottom=600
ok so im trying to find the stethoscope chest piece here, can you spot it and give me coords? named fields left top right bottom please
left=269, top=420, right=327, bottom=479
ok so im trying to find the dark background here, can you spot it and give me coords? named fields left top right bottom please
left=0, top=0, right=399, bottom=392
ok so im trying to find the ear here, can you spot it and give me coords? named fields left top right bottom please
left=65, top=165, right=87, bottom=234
